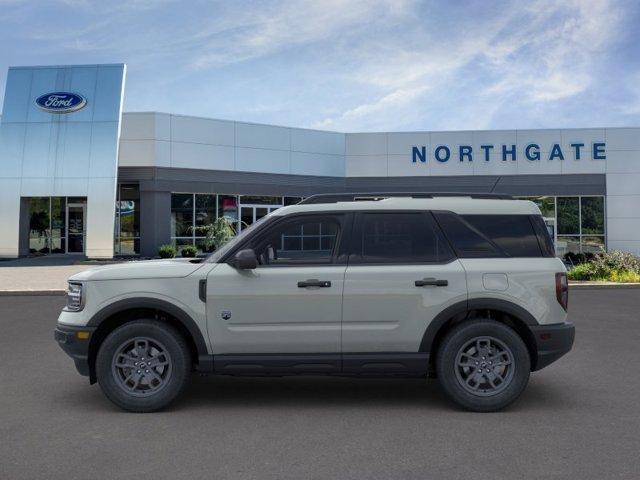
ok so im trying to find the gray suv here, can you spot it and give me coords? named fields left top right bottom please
left=55, top=193, right=575, bottom=412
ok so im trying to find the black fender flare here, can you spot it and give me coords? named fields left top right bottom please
left=87, top=297, right=209, bottom=357
left=419, top=298, right=539, bottom=353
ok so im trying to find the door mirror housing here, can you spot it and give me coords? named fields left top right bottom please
left=233, top=249, right=258, bottom=270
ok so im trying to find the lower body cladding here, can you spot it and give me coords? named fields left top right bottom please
left=54, top=322, right=575, bottom=378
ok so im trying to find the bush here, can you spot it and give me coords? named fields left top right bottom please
left=180, top=245, right=198, bottom=258
left=567, top=263, right=594, bottom=281
left=158, top=244, right=176, bottom=258
left=567, top=250, right=640, bottom=282
left=563, top=252, right=595, bottom=265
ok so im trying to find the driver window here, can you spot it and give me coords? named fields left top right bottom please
left=254, top=216, right=340, bottom=265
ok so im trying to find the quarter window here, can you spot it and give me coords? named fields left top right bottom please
left=462, top=215, right=543, bottom=257
left=352, top=213, right=453, bottom=264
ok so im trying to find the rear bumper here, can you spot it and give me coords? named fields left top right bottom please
left=54, top=324, right=96, bottom=377
left=530, top=322, right=575, bottom=371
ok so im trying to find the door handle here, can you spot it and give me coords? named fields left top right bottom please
left=298, top=279, right=332, bottom=288
left=415, top=278, right=448, bottom=287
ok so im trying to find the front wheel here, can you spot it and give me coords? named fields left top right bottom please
left=96, top=320, right=191, bottom=412
left=436, top=319, right=530, bottom=412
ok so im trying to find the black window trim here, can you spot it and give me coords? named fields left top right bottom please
left=221, top=211, right=352, bottom=267
left=348, top=210, right=457, bottom=266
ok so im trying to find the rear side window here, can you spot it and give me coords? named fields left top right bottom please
left=433, top=212, right=502, bottom=258
left=351, top=212, right=454, bottom=264
left=530, top=215, right=556, bottom=257
left=462, top=214, right=543, bottom=257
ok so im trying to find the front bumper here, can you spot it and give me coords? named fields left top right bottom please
left=54, top=324, right=96, bottom=377
left=530, top=322, right=575, bottom=371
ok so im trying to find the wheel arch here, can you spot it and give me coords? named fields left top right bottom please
left=420, top=298, right=539, bottom=372
left=86, top=298, right=210, bottom=383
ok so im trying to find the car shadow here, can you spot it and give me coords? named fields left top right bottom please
left=52, top=373, right=576, bottom=414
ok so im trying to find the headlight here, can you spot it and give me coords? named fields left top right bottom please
left=65, top=282, right=84, bottom=311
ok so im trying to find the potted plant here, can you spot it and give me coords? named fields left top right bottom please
left=191, top=216, right=239, bottom=252
left=158, top=244, right=176, bottom=258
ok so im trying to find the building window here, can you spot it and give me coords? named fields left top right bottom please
left=114, top=184, right=140, bottom=255
left=28, top=196, right=86, bottom=255
left=522, top=196, right=606, bottom=257
left=170, top=194, right=302, bottom=252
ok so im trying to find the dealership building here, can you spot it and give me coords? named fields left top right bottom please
left=1, top=63, right=639, bottom=259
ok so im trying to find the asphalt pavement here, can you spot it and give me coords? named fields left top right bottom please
left=1, top=290, right=639, bottom=480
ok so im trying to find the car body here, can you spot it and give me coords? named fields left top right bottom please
left=55, top=193, right=575, bottom=412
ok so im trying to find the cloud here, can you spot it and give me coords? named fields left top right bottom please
left=189, top=0, right=414, bottom=69
left=0, top=0, right=634, bottom=131
left=314, top=0, right=625, bottom=131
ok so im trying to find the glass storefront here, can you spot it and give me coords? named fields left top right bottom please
left=521, top=196, right=605, bottom=257
left=114, top=184, right=140, bottom=255
left=171, top=194, right=302, bottom=252
left=28, top=197, right=86, bottom=254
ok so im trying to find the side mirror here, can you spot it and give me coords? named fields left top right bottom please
left=233, top=248, right=258, bottom=270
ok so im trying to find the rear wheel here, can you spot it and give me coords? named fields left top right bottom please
left=96, top=320, right=191, bottom=412
left=436, top=319, right=530, bottom=412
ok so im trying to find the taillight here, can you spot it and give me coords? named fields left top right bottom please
left=555, top=272, right=568, bottom=311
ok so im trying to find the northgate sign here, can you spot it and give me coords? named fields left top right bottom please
left=412, top=142, right=606, bottom=163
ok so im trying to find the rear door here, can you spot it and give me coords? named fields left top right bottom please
left=341, top=211, right=467, bottom=354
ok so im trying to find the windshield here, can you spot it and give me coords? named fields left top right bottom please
left=205, top=216, right=268, bottom=263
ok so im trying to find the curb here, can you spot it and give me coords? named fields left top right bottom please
left=0, top=290, right=65, bottom=296
left=569, top=282, right=640, bottom=289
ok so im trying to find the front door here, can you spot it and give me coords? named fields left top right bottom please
left=206, top=214, right=348, bottom=356
left=341, top=212, right=468, bottom=353
left=66, top=203, right=85, bottom=254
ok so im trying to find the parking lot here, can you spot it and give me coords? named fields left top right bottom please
left=1, top=289, right=639, bottom=480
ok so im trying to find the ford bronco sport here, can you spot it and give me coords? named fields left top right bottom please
left=55, top=193, right=574, bottom=412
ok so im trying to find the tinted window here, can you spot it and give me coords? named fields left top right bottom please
left=462, top=215, right=542, bottom=257
left=434, top=212, right=502, bottom=258
left=254, top=216, right=340, bottom=265
left=352, top=213, right=453, bottom=263
left=530, top=215, right=555, bottom=257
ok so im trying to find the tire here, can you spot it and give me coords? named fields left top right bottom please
left=436, top=319, right=530, bottom=412
left=96, top=320, right=191, bottom=412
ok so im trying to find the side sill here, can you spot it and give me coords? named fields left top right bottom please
left=203, top=353, right=429, bottom=377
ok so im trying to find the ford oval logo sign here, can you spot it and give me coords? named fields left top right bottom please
left=35, top=92, right=87, bottom=114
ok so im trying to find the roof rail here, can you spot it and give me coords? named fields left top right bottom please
left=298, top=192, right=513, bottom=205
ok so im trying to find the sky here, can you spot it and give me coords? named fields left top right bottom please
left=0, top=0, right=639, bottom=132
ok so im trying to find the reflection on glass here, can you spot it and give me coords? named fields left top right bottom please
left=284, top=197, right=303, bottom=206
left=581, top=197, right=604, bottom=234
left=195, top=194, right=216, bottom=227
left=51, top=197, right=66, bottom=241
left=115, top=184, right=140, bottom=255
left=557, top=197, right=579, bottom=234
left=556, top=236, right=580, bottom=257
left=50, top=236, right=66, bottom=254
left=533, top=196, right=555, bottom=219
left=241, top=207, right=253, bottom=227
left=240, top=195, right=282, bottom=205
left=582, top=236, right=605, bottom=254
left=29, top=197, right=50, bottom=254
left=172, top=238, right=194, bottom=249
left=171, top=194, right=193, bottom=237
left=218, top=195, right=238, bottom=222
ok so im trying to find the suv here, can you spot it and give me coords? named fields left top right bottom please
left=55, top=193, right=574, bottom=412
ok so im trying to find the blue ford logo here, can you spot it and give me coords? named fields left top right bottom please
left=35, top=92, right=87, bottom=114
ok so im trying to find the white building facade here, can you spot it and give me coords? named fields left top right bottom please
left=1, top=64, right=639, bottom=258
